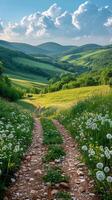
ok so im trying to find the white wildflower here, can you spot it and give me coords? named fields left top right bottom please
left=96, top=171, right=105, bottom=181
left=96, top=163, right=104, bottom=169
left=104, top=167, right=110, bottom=173
left=82, top=145, right=88, bottom=151
left=106, top=176, right=112, bottom=183
left=106, top=134, right=112, bottom=140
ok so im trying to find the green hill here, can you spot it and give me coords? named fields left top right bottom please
left=0, top=40, right=50, bottom=55
left=60, top=46, right=112, bottom=71
left=0, top=45, right=74, bottom=92
left=38, top=42, right=75, bottom=56
left=0, top=40, right=75, bottom=57
left=0, top=46, right=70, bottom=80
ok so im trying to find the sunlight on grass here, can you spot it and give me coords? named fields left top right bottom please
left=24, top=85, right=110, bottom=111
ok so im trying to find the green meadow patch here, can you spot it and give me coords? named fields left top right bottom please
left=41, top=118, right=63, bottom=144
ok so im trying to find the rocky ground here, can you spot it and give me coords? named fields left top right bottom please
left=4, top=119, right=99, bottom=200
left=53, top=120, right=99, bottom=200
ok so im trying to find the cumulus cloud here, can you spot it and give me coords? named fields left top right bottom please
left=42, top=3, right=62, bottom=19
left=0, top=1, right=112, bottom=45
left=105, top=17, right=112, bottom=27
left=72, top=1, right=111, bottom=36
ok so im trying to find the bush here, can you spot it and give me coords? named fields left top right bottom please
left=0, top=77, right=24, bottom=101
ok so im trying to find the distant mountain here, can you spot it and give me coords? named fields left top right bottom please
left=62, top=44, right=102, bottom=56
left=37, top=42, right=75, bottom=55
left=0, top=40, right=75, bottom=57
left=0, top=40, right=112, bottom=84
left=0, top=40, right=50, bottom=56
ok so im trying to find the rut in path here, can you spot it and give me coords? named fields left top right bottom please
left=5, top=119, right=47, bottom=200
left=53, top=120, right=99, bottom=200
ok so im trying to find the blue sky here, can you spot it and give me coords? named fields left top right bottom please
left=0, top=0, right=112, bottom=45
left=0, top=0, right=112, bottom=21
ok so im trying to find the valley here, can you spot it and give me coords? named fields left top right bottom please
left=0, top=40, right=112, bottom=200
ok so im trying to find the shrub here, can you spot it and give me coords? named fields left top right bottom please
left=0, top=77, right=24, bottom=101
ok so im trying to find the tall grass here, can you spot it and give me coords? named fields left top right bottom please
left=58, top=93, right=112, bottom=200
left=0, top=98, right=33, bottom=198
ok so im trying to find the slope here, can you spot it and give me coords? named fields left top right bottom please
left=60, top=46, right=112, bottom=71
left=0, top=46, right=70, bottom=83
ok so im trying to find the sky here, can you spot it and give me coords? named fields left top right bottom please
left=0, top=0, right=112, bottom=45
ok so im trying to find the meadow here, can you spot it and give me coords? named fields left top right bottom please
left=0, top=98, right=33, bottom=198
left=24, top=85, right=110, bottom=112
left=58, top=93, right=112, bottom=199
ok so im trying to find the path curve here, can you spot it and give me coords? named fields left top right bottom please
left=53, top=120, right=99, bottom=200
left=5, top=119, right=47, bottom=200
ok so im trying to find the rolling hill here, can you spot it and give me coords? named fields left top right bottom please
left=60, top=45, right=112, bottom=71
left=38, top=42, right=75, bottom=56
left=0, top=40, right=112, bottom=93
left=0, top=40, right=75, bottom=56
left=0, top=45, right=74, bottom=91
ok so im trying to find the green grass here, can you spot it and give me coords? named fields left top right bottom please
left=58, top=93, right=112, bottom=200
left=25, top=85, right=110, bottom=112
left=41, top=118, right=63, bottom=145
left=43, top=145, right=65, bottom=162
left=56, top=191, right=72, bottom=200
left=43, top=167, right=69, bottom=185
left=60, top=48, right=112, bottom=70
left=13, top=57, right=67, bottom=74
left=5, top=71, right=47, bottom=93
left=0, top=98, right=33, bottom=199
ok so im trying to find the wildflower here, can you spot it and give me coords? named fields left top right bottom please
left=107, top=176, right=112, bottom=183
left=82, top=145, right=88, bottom=151
left=104, top=167, right=110, bottom=173
left=104, top=149, right=111, bottom=159
left=88, top=149, right=95, bottom=156
left=96, top=171, right=105, bottom=181
left=106, top=134, right=112, bottom=140
left=96, top=163, right=104, bottom=169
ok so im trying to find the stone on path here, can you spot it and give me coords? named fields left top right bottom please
left=5, top=119, right=48, bottom=200
left=53, top=120, right=99, bottom=200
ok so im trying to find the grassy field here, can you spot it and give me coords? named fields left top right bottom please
left=60, top=48, right=112, bottom=70
left=11, top=78, right=46, bottom=90
left=24, top=85, right=110, bottom=112
left=13, top=57, right=67, bottom=74
left=5, top=71, right=47, bottom=92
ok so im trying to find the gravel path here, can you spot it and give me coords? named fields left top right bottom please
left=53, top=120, right=99, bottom=200
left=5, top=119, right=47, bottom=200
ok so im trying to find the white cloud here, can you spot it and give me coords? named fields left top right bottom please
left=105, top=17, right=112, bottom=27
left=0, top=1, right=112, bottom=45
left=72, top=1, right=111, bottom=36
left=42, top=3, right=62, bottom=19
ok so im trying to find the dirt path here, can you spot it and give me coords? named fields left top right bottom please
left=5, top=119, right=47, bottom=200
left=53, top=120, right=99, bottom=200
